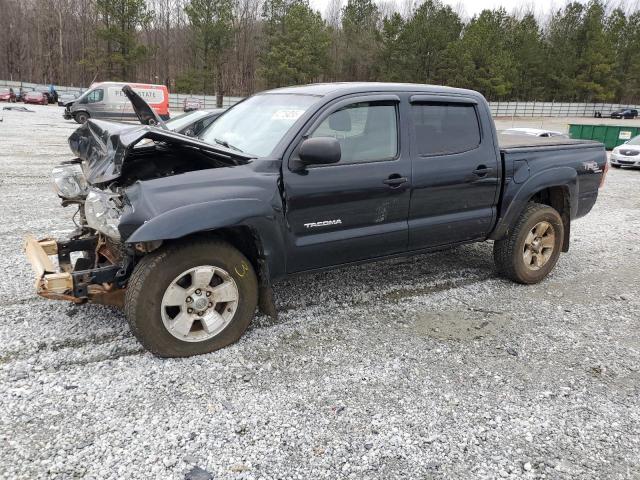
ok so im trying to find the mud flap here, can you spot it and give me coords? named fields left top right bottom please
left=258, top=286, right=278, bottom=320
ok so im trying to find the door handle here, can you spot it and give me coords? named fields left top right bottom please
left=473, top=165, right=493, bottom=177
left=383, top=175, right=408, bottom=187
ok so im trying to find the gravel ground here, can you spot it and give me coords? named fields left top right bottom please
left=1, top=105, right=639, bottom=479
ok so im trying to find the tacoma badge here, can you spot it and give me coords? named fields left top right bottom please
left=304, top=219, right=342, bottom=229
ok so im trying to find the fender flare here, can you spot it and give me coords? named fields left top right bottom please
left=489, top=166, right=578, bottom=241
left=124, top=198, right=288, bottom=280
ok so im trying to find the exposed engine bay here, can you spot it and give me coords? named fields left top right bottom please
left=33, top=86, right=254, bottom=307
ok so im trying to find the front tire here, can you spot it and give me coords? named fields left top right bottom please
left=125, top=240, right=258, bottom=357
left=74, top=112, right=89, bottom=124
left=493, top=202, right=564, bottom=284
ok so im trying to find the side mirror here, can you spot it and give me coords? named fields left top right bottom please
left=299, top=137, right=341, bottom=166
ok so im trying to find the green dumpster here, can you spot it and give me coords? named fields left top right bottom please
left=569, top=124, right=640, bottom=150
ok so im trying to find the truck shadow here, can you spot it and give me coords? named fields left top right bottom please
left=260, top=242, right=496, bottom=328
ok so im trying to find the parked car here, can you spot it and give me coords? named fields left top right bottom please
left=123, top=89, right=222, bottom=147
left=23, top=91, right=48, bottom=105
left=183, top=97, right=203, bottom=112
left=0, top=87, right=16, bottom=102
left=58, top=91, right=80, bottom=106
left=501, top=127, right=569, bottom=138
left=64, top=81, right=170, bottom=124
left=610, top=134, right=640, bottom=168
left=15, top=87, right=34, bottom=102
left=34, top=86, right=57, bottom=104
left=166, top=109, right=224, bottom=136
left=27, top=82, right=608, bottom=357
left=609, top=108, right=638, bottom=119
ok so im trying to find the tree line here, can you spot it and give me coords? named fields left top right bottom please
left=1, top=0, right=640, bottom=102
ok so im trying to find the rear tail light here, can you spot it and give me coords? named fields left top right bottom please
left=599, top=158, right=609, bottom=188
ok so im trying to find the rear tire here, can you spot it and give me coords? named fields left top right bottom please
left=493, top=202, right=564, bottom=284
left=125, top=240, right=258, bottom=357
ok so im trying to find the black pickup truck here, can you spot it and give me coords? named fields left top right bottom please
left=26, top=83, right=608, bottom=357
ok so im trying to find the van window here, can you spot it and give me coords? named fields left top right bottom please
left=412, top=102, right=480, bottom=156
left=87, top=89, right=104, bottom=103
left=311, top=101, right=398, bottom=164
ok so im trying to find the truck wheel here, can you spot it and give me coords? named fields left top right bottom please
left=74, top=112, right=89, bottom=124
left=493, top=202, right=564, bottom=284
left=125, top=240, right=258, bottom=357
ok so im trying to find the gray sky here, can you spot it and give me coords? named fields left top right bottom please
left=310, top=0, right=633, bottom=20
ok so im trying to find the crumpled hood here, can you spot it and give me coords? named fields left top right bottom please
left=68, top=119, right=253, bottom=185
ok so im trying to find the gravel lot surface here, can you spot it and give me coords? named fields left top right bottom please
left=1, top=105, right=639, bottom=479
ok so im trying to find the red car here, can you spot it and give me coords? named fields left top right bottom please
left=23, top=91, right=48, bottom=105
left=0, top=88, right=16, bottom=102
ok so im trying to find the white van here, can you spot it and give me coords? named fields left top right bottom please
left=63, top=81, right=170, bottom=124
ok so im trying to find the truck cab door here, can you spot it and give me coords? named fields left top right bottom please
left=282, top=95, right=411, bottom=272
left=408, top=96, right=500, bottom=249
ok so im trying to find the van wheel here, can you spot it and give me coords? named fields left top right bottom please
left=493, top=202, right=564, bottom=284
left=74, top=112, right=89, bottom=124
left=125, top=240, right=258, bottom=357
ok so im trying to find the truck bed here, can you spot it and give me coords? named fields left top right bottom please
left=498, top=133, right=602, bottom=152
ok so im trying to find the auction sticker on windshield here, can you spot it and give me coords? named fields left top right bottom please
left=272, top=109, right=305, bottom=121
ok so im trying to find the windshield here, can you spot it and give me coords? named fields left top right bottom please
left=199, top=93, right=319, bottom=156
left=166, top=110, right=208, bottom=131
left=627, top=135, right=640, bottom=145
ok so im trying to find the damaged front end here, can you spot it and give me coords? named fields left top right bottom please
left=26, top=109, right=252, bottom=307
left=25, top=235, right=130, bottom=307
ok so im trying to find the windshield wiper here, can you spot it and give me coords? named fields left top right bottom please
left=214, top=138, right=243, bottom=153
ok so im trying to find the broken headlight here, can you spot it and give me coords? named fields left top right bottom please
left=51, top=163, right=88, bottom=200
left=84, top=189, right=123, bottom=240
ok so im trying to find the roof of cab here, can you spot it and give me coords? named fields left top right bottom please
left=263, top=82, right=483, bottom=99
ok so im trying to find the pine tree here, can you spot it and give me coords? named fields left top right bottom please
left=91, top=0, right=152, bottom=79
left=259, top=0, right=331, bottom=88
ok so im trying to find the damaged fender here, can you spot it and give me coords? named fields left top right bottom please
left=119, top=166, right=289, bottom=280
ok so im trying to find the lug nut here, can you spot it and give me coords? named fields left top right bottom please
left=186, top=297, right=192, bottom=303
left=195, top=289, right=201, bottom=295
left=208, top=302, right=213, bottom=308
left=198, top=311, right=204, bottom=316
left=206, top=291, right=211, bottom=297
left=187, top=308, right=193, bottom=314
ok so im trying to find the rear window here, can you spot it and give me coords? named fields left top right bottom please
left=412, top=103, right=481, bottom=156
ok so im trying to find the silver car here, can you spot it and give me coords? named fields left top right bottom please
left=611, top=135, right=640, bottom=168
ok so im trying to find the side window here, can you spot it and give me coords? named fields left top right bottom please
left=87, top=89, right=104, bottom=103
left=311, top=101, right=398, bottom=164
left=412, top=102, right=480, bottom=156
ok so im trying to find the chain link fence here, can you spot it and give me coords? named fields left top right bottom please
left=2, top=79, right=638, bottom=117
left=488, top=101, right=640, bottom=117
left=0, top=79, right=242, bottom=110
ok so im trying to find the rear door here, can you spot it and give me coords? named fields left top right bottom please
left=283, top=94, right=412, bottom=272
left=408, top=96, right=500, bottom=249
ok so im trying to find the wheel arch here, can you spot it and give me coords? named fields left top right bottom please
left=528, top=185, right=571, bottom=252
left=490, top=166, right=577, bottom=251
left=135, top=222, right=283, bottom=319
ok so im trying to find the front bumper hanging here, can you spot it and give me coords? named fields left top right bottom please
left=24, top=235, right=126, bottom=307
